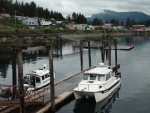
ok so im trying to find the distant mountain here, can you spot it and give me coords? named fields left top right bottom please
left=87, top=10, right=150, bottom=22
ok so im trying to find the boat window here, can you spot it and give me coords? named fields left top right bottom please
left=47, top=74, right=50, bottom=77
left=106, top=73, right=111, bottom=81
left=42, top=76, right=45, bottom=80
left=90, top=75, right=96, bottom=80
left=24, top=79, right=29, bottom=84
left=83, top=75, right=89, bottom=80
left=36, top=77, right=40, bottom=83
left=45, top=74, right=48, bottom=78
left=98, top=75, right=105, bottom=81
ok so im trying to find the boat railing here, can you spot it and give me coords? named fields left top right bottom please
left=0, top=84, right=50, bottom=106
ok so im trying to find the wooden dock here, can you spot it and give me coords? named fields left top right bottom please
left=105, top=45, right=134, bottom=50
left=83, top=45, right=134, bottom=50
left=0, top=64, right=120, bottom=113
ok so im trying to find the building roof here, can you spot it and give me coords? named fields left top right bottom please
left=0, top=13, right=11, bottom=18
left=41, top=21, right=52, bottom=26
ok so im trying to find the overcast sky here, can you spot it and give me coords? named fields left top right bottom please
left=17, top=0, right=150, bottom=17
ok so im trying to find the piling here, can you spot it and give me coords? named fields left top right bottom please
left=80, top=41, right=83, bottom=71
left=114, top=39, right=118, bottom=73
left=88, top=41, right=91, bottom=67
left=108, top=36, right=111, bottom=67
left=16, top=50, right=25, bottom=113
left=48, top=44, right=55, bottom=112
left=12, top=47, right=17, bottom=100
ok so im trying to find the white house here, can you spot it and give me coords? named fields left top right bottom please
left=40, top=20, right=52, bottom=28
left=21, top=17, right=39, bottom=29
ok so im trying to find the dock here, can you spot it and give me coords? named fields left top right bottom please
left=0, top=64, right=120, bottom=113
left=0, top=33, right=121, bottom=113
left=104, top=45, right=134, bottom=50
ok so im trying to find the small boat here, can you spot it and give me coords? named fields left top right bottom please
left=73, top=63, right=121, bottom=102
left=24, top=64, right=55, bottom=91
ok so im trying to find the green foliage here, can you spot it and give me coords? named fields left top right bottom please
left=0, top=0, right=64, bottom=20
left=67, top=12, right=87, bottom=24
left=92, top=17, right=103, bottom=26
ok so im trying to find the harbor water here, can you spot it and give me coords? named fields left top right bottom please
left=1, top=35, right=150, bottom=113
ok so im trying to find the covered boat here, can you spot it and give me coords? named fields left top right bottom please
left=23, top=64, right=55, bottom=91
left=73, top=63, right=121, bottom=102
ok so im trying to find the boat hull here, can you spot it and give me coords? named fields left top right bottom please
left=74, top=80, right=121, bottom=102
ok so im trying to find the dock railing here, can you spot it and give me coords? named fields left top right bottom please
left=0, top=84, right=50, bottom=107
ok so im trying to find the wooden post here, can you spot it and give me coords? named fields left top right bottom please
left=80, top=41, right=83, bottom=71
left=60, top=37, right=63, bottom=58
left=114, top=39, right=118, bottom=73
left=12, top=47, right=17, bottom=100
left=108, top=36, right=111, bottom=67
left=88, top=41, right=91, bottom=67
left=48, top=44, right=55, bottom=112
left=17, top=50, right=25, bottom=113
left=0, top=37, right=2, bottom=43
left=100, top=47, right=105, bottom=63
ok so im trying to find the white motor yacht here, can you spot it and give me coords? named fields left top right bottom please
left=73, top=63, right=121, bottom=102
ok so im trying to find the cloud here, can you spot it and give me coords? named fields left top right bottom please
left=17, top=0, right=150, bottom=17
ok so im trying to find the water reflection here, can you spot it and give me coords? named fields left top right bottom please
left=73, top=88, right=120, bottom=113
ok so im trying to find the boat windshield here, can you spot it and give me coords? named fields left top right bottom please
left=89, top=75, right=96, bottom=80
left=83, top=74, right=89, bottom=80
left=98, top=75, right=105, bottom=81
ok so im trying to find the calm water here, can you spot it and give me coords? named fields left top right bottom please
left=1, top=35, right=150, bottom=113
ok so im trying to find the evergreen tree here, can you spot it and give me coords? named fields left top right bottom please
left=92, top=17, right=103, bottom=25
left=126, top=18, right=131, bottom=27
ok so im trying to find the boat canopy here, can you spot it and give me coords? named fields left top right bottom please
left=84, top=67, right=112, bottom=75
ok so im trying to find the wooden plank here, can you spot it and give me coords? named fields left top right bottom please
left=105, top=45, right=134, bottom=50
left=22, top=46, right=46, bottom=52
left=36, top=91, right=73, bottom=113
left=0, top=100, right=43, bottom=106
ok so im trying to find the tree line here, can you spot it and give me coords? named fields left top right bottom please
left=0, top=0, right=64, bottom=20
left=1, top=0, right=150, bottom=26
left=90, top=17, right=150, bottom=27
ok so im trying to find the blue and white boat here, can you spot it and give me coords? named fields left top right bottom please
left=24, top=65, right=55, bottom=91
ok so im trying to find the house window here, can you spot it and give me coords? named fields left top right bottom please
left=32, top=22, right=34, bottom=24
left=26, top=22, right=28, bottom=24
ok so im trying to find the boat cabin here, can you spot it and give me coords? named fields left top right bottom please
left=24, top=68, right=50, bottom=87
left=82, top=66, right=113, bottom=82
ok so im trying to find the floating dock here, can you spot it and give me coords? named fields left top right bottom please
left=0, top=64, right=120, bottom=113
left=83, top=45, right=134, bottom=50
left=105, top=45, right=134, bottom=50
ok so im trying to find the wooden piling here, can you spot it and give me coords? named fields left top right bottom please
left=16, top=50, right=25, bottom=113
left=12, top=48, right=17, bottom=100
left=100, top=47, right=105, bottom=63
left=114, top=39, right=118, bottom=73
left=48, top=44, right=55, bottom=113
left=108, top=36, right=111, bottom=67
left=88, top=41, right=91, bottom=67
left=80, top=41, right=83, bottom=71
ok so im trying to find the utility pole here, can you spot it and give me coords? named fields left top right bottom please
left=14, top=10, right=17, bottom=29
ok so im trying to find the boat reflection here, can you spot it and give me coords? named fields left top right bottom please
left=73, top=88, right=120, bottom=113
